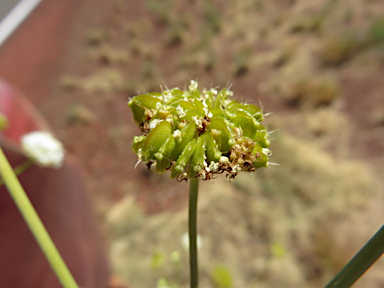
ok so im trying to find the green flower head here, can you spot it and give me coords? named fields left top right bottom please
left=128, top=80, right=271, bottom=181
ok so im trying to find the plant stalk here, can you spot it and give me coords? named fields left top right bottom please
left=0, top=147, right=79, bottom=288
left=0, top=158, right=33, bottom=185
left=189, top=177, right=199, bottom=288
left=324, top=225, right=384, bottom=288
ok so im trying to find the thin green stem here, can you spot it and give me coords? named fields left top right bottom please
left=0, top=147, right=79, bottom=288
left=189, top=177, right=199, bottom=288
left=0, top=158, right=33, bottom=185
left=324, top=225, right=384, bottom=288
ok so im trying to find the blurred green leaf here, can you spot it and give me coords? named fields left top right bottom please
left=211, top=265, right=233, bottom=288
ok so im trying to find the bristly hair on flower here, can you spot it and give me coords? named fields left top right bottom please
left=128, top=80, right=271, bottom=181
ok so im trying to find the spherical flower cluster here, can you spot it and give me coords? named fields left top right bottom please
left=21, top=131, right=65, bottom=169
left=128, top=81, right=271, bottom=181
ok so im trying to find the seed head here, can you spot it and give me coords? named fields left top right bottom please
left=128, top=80, right=271, bottom=181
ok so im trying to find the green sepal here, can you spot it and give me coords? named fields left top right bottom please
left=142, top=120, right=173, bottom=159
left=169, top=88, right=184, bottom=96
left=184, top=109, right=204, bottom=122
left=203, top=132, right=222, bottom=163
left=213, top=88, right=228, bottom=108
left=193, top=99, right=206, bottom=116
left=226, top=102, right=264, bottom=122
left=190, top=89, right=201, bottom=99
left=170, top=139, right=196, bottom=179
left=252, top=143, right=269, bottom=168
left=147, top=92, right=162, bottom=97
left=167, top=94, right=184, bottom=106
left=132, top=135, right=146, bottom=153
left=255, top=129, right=270, bottom=148
left=128, top=95, right=161, bottom=124
left=231, top=110, right=260, bottom=139
left=203, top=91, right=214, bottom=108
left=172, top=122, right=198, bottom=159
left=188, top=135, right=206, bottom=178
left=226, top=101, right=240, bottom=112
left=153, top=109, right=172, bottom=121
left=209, top=116, right=232, bottom=152
left=155, top=136, right=176, bottom=172
left=210, top=107, right=225, bottom=117
left=241, top=104, right=264, bottom=121
left=177, top=100, right=197, bottom=111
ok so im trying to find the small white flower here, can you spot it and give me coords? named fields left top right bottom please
left=189, top=80, right=198, bottom=91
left=225, top=89, right=233, bottom=96
left=208, top=161, right=219, bottom=173
left=262, top=148, right=272, bottom=157
left=173, top=129, right=181, bottom=139
left=166, top=116, right=173, bottom=124
left=176, top=105, right=187, bottom=117
left=219, top=156, right=230, bottom=165
left=161, top=91, right=173, bottom=103
left=223, top=99, right=232, bottom=106
left=133, top=135, right=146, bottom=143
left=155, top=102, right=162, bottom=110
left=192, top=116, right=203, bottom=129
left=149, top=119, right=162, bottom=130
left=210, top=88, right=218, bottom=95
left=232, top=164, right=241, bottom=173
left=182, top=91, right=190, bottom=100
left=202, top=88, right=218, bottom=97
left=203, top=107, right=213, bottom=118
left=203, top=161, right=210, bottom=172
left=21, top=131, right=65, bottom=168
left=228, top=138, right=236, bottom=146
left=136, top=148, right=144, bottom=167
left=149, top=161, right=157, bottom=171
left=233, top=127, right=243, bottom=138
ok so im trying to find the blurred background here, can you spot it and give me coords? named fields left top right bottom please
left=0, top=0, right=383, bottom=287
left=0, top=0, right=20, bottom=19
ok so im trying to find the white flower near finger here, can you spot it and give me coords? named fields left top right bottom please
left=21, top=131, right=65, bottom=168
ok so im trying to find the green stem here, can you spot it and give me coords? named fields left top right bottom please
left=0, top=147, right=79, bottom=288
left=189, top=177, right=199, bottom=288
left=0, top=158, right=33, bottom=185
left=324, top=225, right=384, bottom=288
